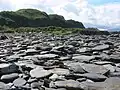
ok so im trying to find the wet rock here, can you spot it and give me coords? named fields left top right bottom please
left=6, top=55, right=20, bottom=62
left=92, top=44, right=110, bottom=51
left=59, top=56, right=72, bottom=61
left=75, top=73, right=107, bottom=82
left=1, top=73, right=19, bottom=83
left=13, top=78, right=26, bottom=87
left=93, top=61, right=114, bottom=65
left=0, top=82, right=10, bottom=90
left=54, top=80, right=84, bottom=90
left=81, top=81, right=105, bottom=90
left=30, top=67, right=52, bottom=78
left=109, top=72, right=120, bottom=77
left=103, top=64, right=116, bottom=73
left=109, top=55, right=120, bottom=63
left=31, top=82, right=42, bottom=89
left=77, top=47, right=91, bottom=53
left=50, top=68, right=70, bottom=75
left=67, top=62, right=86, bottom=73
left=49, top=74, right=59, bottom=81
left=34, top=54, right=59, bottom=60
left=81, top=64, right=109, bottom=74
left=72, top=55, right=95, bottom=63
left=104, top=77, right=120, bottom=90
left=0, top=63, right=19, bottom=75
left=35, top=46, right=52, bottom=51
left=45, top=88, right=66, bottom=90
left=28, top=78, right=37, bottom=83
left=25, top=49, right=39, bottom=55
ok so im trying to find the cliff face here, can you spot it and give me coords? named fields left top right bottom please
left=0, top=9, right=85, bottom=28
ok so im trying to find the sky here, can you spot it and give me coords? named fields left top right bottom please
left=0, top=0, right=120, bottom=30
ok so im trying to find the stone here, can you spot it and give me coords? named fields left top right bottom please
left=80, top=75, right=120, bottom=90
left=104, top=77, right=120, bottom=90
left=54, top=80, right=84, bottom=90
left=1, top=73, right=19, bottom=83
left=76, top=73, right=107, bottom=82
left=109, top=55, right=120, bottom=63
left=28, top=78, right=37, bottom=83
left=13, top=78, right=26, bottom=87
left=103, top=64, right=116, bottom=73
left=52, top=46, right=65, bottom=51
left=93, top=61, right=114, bottom=65
left=45, top=88, right=66, bottom=90
left=0, top=82, right=10, bottom=90
left=35, top=46, right=52, bottom=51
left=81, top=64, right=109, bottom=74
left=77, top=78, right=87, bottom=82
left=109, top=72, right=120, bottom=77
left=50, top=68, right=70, bottom=75
left=92, top=44, right=110, bottom=51
left=0, top=63, right=19, bottom=75
left=77, top=47, right=91, bottom=53
left=6, top=55, right=20, bottom=62
left=59, top=56, right=72, bottom=61
left=72, top=55, right=95, bottom=63
left=81, top=81, right=105, bottom=90
left=25, top=49, right=39, bottom=55
left=30, top=67, right=52, bottom=78
left=67, top=62, right=86, bottom=73
left=49, top=74, right=59, bottom=81
left=34, top=54, right=59, bottom=60
left=31, top=82, right=42, bottom=89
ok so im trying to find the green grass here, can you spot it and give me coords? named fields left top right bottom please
left=0, top=26, right=110, bottom=35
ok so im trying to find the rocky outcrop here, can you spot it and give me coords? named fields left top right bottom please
left=0, top=33, right=120, bottom=90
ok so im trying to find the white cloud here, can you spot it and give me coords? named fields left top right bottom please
left=0, top=0, right=120, bottom=30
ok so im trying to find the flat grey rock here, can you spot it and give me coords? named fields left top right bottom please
left=0, top=63, right=19, bottom=75
left=76, top=73, right=107, bottom=81
left=1, top=73, right=19, bottom=83
left=54, top=80, right=84, bottom=90
left=109, top=55, right=120, bottom=63
left=72, top=55, right=95, bottom=62
left=104, top=77, right=120, bottom=90
left=81, top=64, right=109, bottom=74
left=103, top=64, right=116, bottom=73
left=50, top=68, right=70, bottom=75
left=25, top=49, right=39, bottom=55
left=30, top=67, right=52, bottom=78
left=34, top=54, right=58, bottom=60
left=7, top=55, right=20, bottom=62
left=13, top=78, right=26, bottom=87
left=45, top=88, right=66, bottom=90
left=67, top=62, right=86, bottom=73
left=92, top=44, right=110, bottom=51
left=81, top=81, right=105, bottom=90
left=31, top=82, right=42, bottom=89
left=109, top=72, right=120, bottom=77
left=93, top=61, right=114, bottom=65
left=49, top=74, right=59, bottom=81
left=77, top=47, right=91, bottom=53
left=0, top=82, right=10, bottom=90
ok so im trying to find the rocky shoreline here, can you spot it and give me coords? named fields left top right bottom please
left=0, top=33, right=120, bottom=90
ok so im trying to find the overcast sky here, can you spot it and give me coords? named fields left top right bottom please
left=0, top=0, right=120, bottom=30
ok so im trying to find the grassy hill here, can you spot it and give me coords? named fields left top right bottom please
left=0, top=9, right=85, bottom=28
